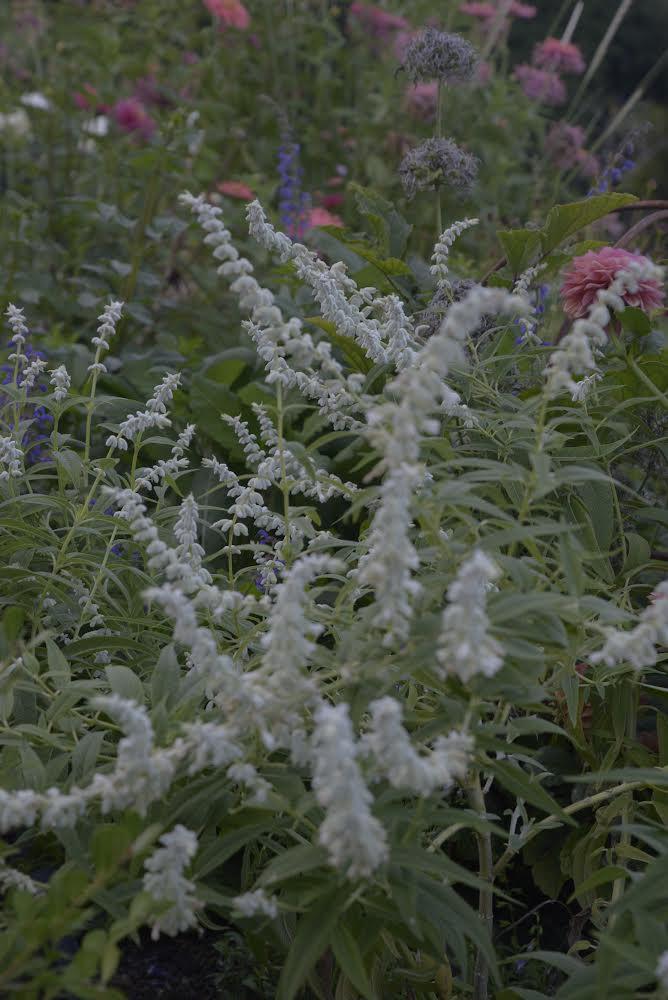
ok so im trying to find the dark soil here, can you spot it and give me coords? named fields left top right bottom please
left=111, top=928, right=276, bottom=1000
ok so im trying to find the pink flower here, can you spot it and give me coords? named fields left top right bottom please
left=112, top=98, right=156, bottom=141
left=533, top=37, right=585, bottom=75
left=203, top=0, right=250, bottom=29
left=133, top=75, right=172, bottom=109
left=404, top=81, right=438, bottom=119
left=321, top=192, right=345, bottom=210
left=514, top=64, right=566, bottom=106
left=459, top=2, right=496, bottom=18
left=350, top=2, right=409, bottom=38
left=393, top=29, right=418, bottom=62
left=475, top=60, right=493, bottom=85
left=217, top=180, right=255, bottom=201
left=509, top=1, right=537, bottom=17
left=560, top=247, right=665, bottom=320
left=306, top=207, right=344, bottom=230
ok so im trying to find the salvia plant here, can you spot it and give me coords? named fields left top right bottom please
left=0, top=171, right=666, bottom=1000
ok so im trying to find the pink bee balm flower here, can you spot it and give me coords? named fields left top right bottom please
left=350, top=2, right=409, bottom=38
left=533, top=37, right=585, bottom=75
left=561, top=247, right=665, bottom=320
left=306, top=207, right=344, bottom=230
left=404, top=81, right=438, bottom=119
left=112, top=98, right=156, bottom=140
left=217, top=180, right=255, bottom=200
left=203, top=0, right=250, bottom=29
left=514, top=64, right=566, bottom=106
left=321, top=192, right=345, bottom=210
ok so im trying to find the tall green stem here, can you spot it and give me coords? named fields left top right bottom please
left=468, top=772, right=493, bottom=1000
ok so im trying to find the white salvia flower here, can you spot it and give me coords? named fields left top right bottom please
left=245, top=554, right=341, bottom=749
left=430, top=218, right=478, bottom=290
left=0, top=789, right=41, bottom=832
left=20, top=92, right=51, bottom=111
left=181, top=722, right=242, bottom=775
left=50, top=365, right=71, bottom=403
left=570, top=371, right=601, bottom=402
left=513, top=264, right=543, bottom=300
left=135, top=423, right=196, bottom=493
left=545, top=259, right=664, bottom=398
left=0, top=109, right=30, bottom=138
left=364, top=697, right=474, bottom=794
left=311, top=702, right=388, bottom=879
left=143, top=825, right=201, bottom=940
left=89, top=300, right=123, bottom=376
left=21, top=357, right=47, bottom=392
left=0, top=436, right=23, bottom=481
left=90, top=695, right=176, bottom=814
left=82, top=115, right=109, bottom=138
left=226, top=762, right=272, bottom=805
left=357, top=287, right=526, bottom=644
left=106, top=373, right=180, bottom=450
left=233, top=889, right=278, bottom=919
left=590, top=580, right=668, bottom=671
left=437, top=549, right=504, bottom=683
left=0, top=859, right=40, bottom=894
left=173, top=495, right=211, bottom=586
left=656, top=951, right=668, bottom=991
left=6, top=303, right=29, bottom=361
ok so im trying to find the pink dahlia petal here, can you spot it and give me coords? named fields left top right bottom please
left=560, top=247, right=665, bottom=320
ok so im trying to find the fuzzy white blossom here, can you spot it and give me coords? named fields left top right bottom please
left=143, top=825, right=201, bottom=939
left=437, top=549, right=504, bottom=682
left=135, top=423, right=196, bottom=493
left=106, top=373, right=180, bottom=451
left=364, top=697, right=473, bottom=794
left=0, top=859, right=40, bottom=894
left=545, top=258, right=664, bottom=398
left=50, top=364, right=71, bottom=403
left=233, top=888, right=278, bottom=919
left=0, top=437, right=23, bottom=482
left=656, top=951, right=668, bottom=991
left=311, top=702, right=388, bottom=879
left=0, top=109, right=30, bottom=138
left=357, top=287, right=526, bottom=643
left=88, top=300, right=123, bottom=376
left=430, top=218, right=478, bottom=290
left=570, top=372, right=601, bottom=402
left=20, top=92, right=51, bottom=111
left=6, top=303, right=28, bottom=365
left=590, top=580, right=668, bottom=671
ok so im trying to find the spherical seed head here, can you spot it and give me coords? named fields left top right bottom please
left=402, top=28, right=478, bottom=84
left=399, top=138, right=479, bottom=200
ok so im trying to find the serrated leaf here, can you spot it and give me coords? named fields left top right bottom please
left=497, top=228, right=542, bottom=274
left=541, top=193, right=637, bottom=255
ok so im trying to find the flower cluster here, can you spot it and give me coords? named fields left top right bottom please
left=402, top=28, right=478, bottom=85
left=399, top=138, right=479, bottom=200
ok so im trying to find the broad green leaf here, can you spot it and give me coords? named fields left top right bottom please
left=331, top=923, right=377, bottom=1000
left=568, top=865, right=628, bottom=902
left=258, top=844, right=328, bottom=887
left=105, top=665, right=144, bottom=704
left=46, top=638, right=71, bottom=685
left=277, top=888, right=350, bottom=1000
left=151, top=643, right=180, bottom=709
left=541, top=193, right=637, bottom=254
left=497, top=228, right=542, bottom=274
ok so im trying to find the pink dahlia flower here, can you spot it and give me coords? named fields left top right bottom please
left=533, top=37, right=585, bottom=75
left=306, top=207, right=344, bottom=230
left=404, top=81, right=438, bottom=119
left=217, top=180, right=255, bottom=201
left=350, top=2, right=409, bottom=38
left=514, top=64, right=566, bottom=106
left=561, top=247, right=665, bottom=320
left=203, top=0, right=250, bottom=29
left=112, top=98, right=156, bottom=140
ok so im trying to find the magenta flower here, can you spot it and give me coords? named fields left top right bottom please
left=509, top=1, right=537, bottom=17
left=217, top=180, right=255, bottom=201
left=203, top=0, right=250, bottom=29
left=404, top=81, right=438, bottom=119
left=533, top=37, right=585, bottom=75
left=306, top=207, right=344, bottom=230
left=545, top=123, right=598, bottom=177
left=350, top=2, right=409, bottom=38
left=514, top=64, right=566, bottom=106
left=112, top=98, right=156, bottom=141
left=561, top=247, right=665, bottom=320
left=459, top=2, right=496, bottom=18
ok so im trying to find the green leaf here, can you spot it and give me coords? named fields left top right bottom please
left=497, top=228, right=542, bottom=274
left=46, top=639, right=71, bottom=685
left=71, top=731, right=104, bottom=783
left=151, top=643, right=180, bottom=709
left=331, top=922, right=377, bottom=1000
left=105, top=665, right=144, bottom=703
left=568, top=865, right=628, bottom=902
left=276, top=888, right=350, bottom=1000
left=350, top=182, right=412, bottom=257
left=618, top=306, right=651, bottom=337
left=258, top=844, right=328, bottom=887
left=92, top=824, right=133, bottom=874
left=541, top=193, right=637, bottom=255
left=305, top=316, right=374, bottom=374
left=489, top=759, right=575, bottom=823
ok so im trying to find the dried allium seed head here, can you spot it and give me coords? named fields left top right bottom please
left=402, top=28, right=478, bottom=84
left=399, top=138, right=478, bottom=200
